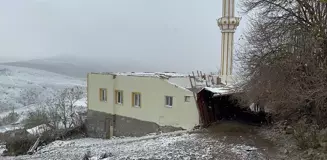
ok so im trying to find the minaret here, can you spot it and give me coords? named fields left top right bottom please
left=217, top=0, right=241, bottom=84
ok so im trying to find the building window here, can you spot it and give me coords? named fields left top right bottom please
left=165, top=96, right=173, bottom=107
left=99, top=88, right=107, bottom=102
left=185, top=96, right=191, bottom=102
left=132, top=92, right=141, bottom=107
left=115, top=90, right=123, bottom=104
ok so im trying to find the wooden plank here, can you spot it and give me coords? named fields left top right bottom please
left=192, top=72, right=197, bottom=87
left=188, top=75, right=194, bottom=89
left=27, top=136, right=41, bottom=155
left=203, top=73, right=209, bottom=87
left=189, top=74, right=201, bottom=125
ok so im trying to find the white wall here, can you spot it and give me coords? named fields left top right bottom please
left=87, top=73, right=200, bottom=130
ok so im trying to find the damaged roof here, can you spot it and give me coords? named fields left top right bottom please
left=90, top=72, right=223, bottom=93
left=92, top=72, right=188, bottom=78
left=199, top=86, right=236, bottom=96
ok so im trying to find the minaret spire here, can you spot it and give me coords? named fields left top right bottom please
left=217, top=0, right=240, bottom=84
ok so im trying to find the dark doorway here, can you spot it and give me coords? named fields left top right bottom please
left=197, top=88, right=270, bottom=127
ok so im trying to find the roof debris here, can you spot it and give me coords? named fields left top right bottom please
left=200, top=86, right=236, bottom=96
left=89, top=71, right=237, bottom=94
left=92, top=72, right=188, bottom=78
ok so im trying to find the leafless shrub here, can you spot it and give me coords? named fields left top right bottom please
left=17, top=88, right=41, bottom=106
left=100, top=152, right=113, bottom=159
left=1, top=86, right=86, bottom=156
left=318, top=128, right=327, bottom=151
left=1, top=129, right=36, bottom=156
left=0, top=110, right=20, bottom=126
left=48, top=86, right=84, bottom=129
left=82, top=151, right=92, bottom=160
left=293, top=121, right=320, bottom=150
left=23, top=108, right=49, bottom=129
left=237, top=0, right=327, bottom=126
left=23, top=86, right=85, bottom=130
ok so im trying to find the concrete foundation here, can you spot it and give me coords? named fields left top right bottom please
left=85, top=110, right=183, bottom=138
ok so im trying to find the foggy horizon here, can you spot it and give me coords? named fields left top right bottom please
left=0, top=0, right=247, bottom=72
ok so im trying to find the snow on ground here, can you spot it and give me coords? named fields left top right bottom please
left=0, top=105, right=37, bottom=120
left=0, top=105, right=37, bottom=133
left=0, top=98, right=87, bottom=133
left=24, top=98, right=87, bottom=135
left=0, top=65, right=86, bottom=129
left=0, top=124, right=24, bottom=133
left=0, top=65, right=85, bottom=88
left=0, top=65, right=87, bottom=133
left=0, top=99, right=87, bottom=133
left=0, top=65, right=86, bottom=111
left=26, top=124, right=51, bottom=136
left=3, top=131, right=271, bottom=160
left=0, top=145, right=6, bottom=156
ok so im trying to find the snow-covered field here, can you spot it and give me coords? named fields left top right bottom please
left=1, top=130, right=276, bottom=160
left=0, top=65, right=277, bottom=160
left=0, top=98, right=87, bottom=133
left=0, top=65, right=86, bottom=110
left=0, top=65, right=87, bottom=132
left=0, top=65, right=85, bottom=88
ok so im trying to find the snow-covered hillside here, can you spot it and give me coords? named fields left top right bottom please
left=0, top=65, right=86, bottom=111
left=0, top=65, right=87, bottom=132
left=3, top=131, right=276, bottom=160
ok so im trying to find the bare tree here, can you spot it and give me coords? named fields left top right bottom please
left=237, top=0, right=327, bottom=126
left=23, top=86, right=85, bottom=130
left=46, top=86, right=84, bottom=129
left=23, top=107, right=49, bottom=129
left=1, top=108, right=20, bottom=126
left=18, top=88, right=41, bottom=106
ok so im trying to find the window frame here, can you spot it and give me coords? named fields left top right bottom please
left=132, top=92, right=141, bottom=107
left=115, top=90, right=123, bottom=104
left=184, top=96, right=191, bottom=102
left=165, top=96, right=173, bottom=107
left=99, top=88, right=107, bottom=102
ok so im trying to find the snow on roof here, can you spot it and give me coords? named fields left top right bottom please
left=200, top=86, right=236, bottom=96
left=92, top=72, right=200, bottom=91
left=92, top=72, right=188, bottom=78
left=91, top=72, right=221, bottom=92
left=166, top=77, right=192, bottom=89
left=165, top=80, right=193, bottom=92
left=166, top=77, right=211, bottom=89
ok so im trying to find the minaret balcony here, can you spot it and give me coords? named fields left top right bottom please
left=217, top=17, right=241, bottom=30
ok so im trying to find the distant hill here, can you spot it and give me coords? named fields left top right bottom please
left=1, top=56, right=99, bottom=78
left=1, top=55, right=168, bottom=78
left=0, top=54, right=197, bottom=78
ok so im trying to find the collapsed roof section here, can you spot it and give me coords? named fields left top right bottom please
left=91, top=71, right=226, bottom=93
left=110, top=72, right=187, bottom=78
left=89, top=71, right=241, bottom=97
left=199, top=86, right=237, bottom=97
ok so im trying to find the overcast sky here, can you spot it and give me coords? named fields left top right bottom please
left=0, top=0, right=247, bottom=72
